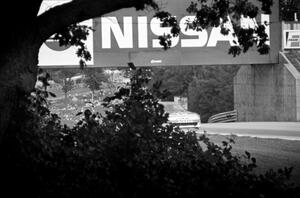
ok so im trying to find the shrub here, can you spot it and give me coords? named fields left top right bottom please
left=0, top=67, right=299, bottom=197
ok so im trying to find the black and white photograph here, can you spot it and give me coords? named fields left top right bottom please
left=0, top=0, right=300, bottom=197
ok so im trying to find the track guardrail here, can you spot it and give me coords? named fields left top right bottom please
left=207, top=110, right=237, bottom=123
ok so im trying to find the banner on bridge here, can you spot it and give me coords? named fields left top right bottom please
left=38, top=0, right=280, bottom=67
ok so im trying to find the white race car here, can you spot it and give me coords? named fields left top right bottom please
left=168, top=111, right=201, bottom=129
left=160, top=101, right=202, bottom=129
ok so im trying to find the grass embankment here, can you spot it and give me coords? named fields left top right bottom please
left=207, top=134, right=300, bottom=185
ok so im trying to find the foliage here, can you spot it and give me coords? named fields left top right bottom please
left=50, top=0, right=275, bottom=64
left=156, top=0, right=273, bottom=56
left=48, top=69, right=78, bottom=98
left=280, top=0, right=300, bottom=21
left=84, top=68, right=109, bottom=94
left=1, top=67, right=299, bottom=197
left=188, top=65, right=240, bottom=122
left=46, top=68, right=79, bottom=83
left=150, top=66, right=196, bottom=100
left=61, top=78, right=74, bottom=98
left=0, top=0, right=277, bottom=141
left=150, top=65, right=239, bottom=122
left=53, top=24, right=93, bottom=68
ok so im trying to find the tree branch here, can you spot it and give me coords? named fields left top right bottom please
left=36, top=0, right=158, bottom=44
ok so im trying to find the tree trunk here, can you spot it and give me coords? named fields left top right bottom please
left=0, top=41, right=40, bottom=143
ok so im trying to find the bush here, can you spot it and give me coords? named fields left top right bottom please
left=0, top=67, right=299, bottom=197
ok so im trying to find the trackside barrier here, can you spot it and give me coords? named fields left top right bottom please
left=207, top=110, right=238, bottom=123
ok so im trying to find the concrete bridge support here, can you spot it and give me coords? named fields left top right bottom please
left=234, top=54, right=300, bottom=122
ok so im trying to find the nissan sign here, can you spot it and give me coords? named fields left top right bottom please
left=39, top=0, right=280, bottom=67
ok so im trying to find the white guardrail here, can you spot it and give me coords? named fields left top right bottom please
left=207, top=110, right=238, bottom=123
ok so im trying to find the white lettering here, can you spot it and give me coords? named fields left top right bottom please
left=138, top=16, right=148, bottom=48
left=99, top=14, right=270, bottom=49
left=101, top=17, right=133, bottom=48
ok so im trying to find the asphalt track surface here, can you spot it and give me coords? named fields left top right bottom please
left=200, top=122, right=300, bottom=141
